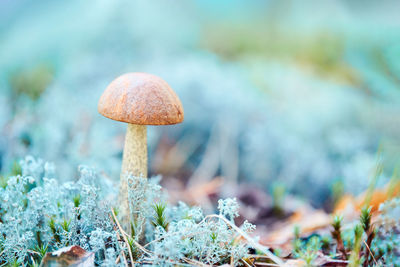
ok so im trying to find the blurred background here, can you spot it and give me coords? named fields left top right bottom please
left=1, top=0, right=400, bottom=212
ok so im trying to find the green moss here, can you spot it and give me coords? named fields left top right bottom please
left=9, top=64, right=54, bottom=102
left=201, top=23, right=360, bottom=84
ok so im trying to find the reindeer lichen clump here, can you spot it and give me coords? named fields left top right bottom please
left=0, top=157, right=117, bottom=265
left=0, top=157, right=262, bottom=266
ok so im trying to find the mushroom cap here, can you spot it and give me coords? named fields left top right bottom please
left=98, top=73, right=184, bottom=125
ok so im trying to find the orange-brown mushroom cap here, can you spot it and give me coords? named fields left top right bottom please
left=98, top=73, right=184, bottom=125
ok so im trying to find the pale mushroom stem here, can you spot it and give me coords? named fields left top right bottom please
left=119, top=123, right=147, bottom=228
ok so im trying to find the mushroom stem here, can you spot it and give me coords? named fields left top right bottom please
left=121, top=124, right=148, bottom=177
left=120, top=123, right=147, bottom=228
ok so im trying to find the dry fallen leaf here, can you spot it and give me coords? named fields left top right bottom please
left=282, top=252, right=348, bottom=267
left=283, top=259, right=306, bottom=267
left=168, top=177, right=224, bottom=204
left=40, top=245, right=94, bottom=267
left=312, top=252, right=348, bottom=266
left=261, top=208, right=331, bottom=247
left=335, top=180, right=400, bottom=214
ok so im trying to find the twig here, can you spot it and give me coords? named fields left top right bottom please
left=111, top=210, right=283, bottom=266
left=204, top=214, right=284, bottom=266
left=119, top=244, right=129, bottom=267
left=153, top=133, right=202, bottom=174
left=219, top=119, right=239, bottom=185
left=109, top=214, right=129, bottom=267
left=182, top=257, right=211, bottom=267
left=188, top=123, right=220, bottom=187
left=241, top=258, right=252, bottom=267
left=26, top=249, right=40, bottom=256
left=363, top=240, right=378, bottom=265
left=116, top=220, right=153, bottom=256
left=248, top=255, right=273, bottom=259
left=111, top=208, right=134, bottom=266
left=143, top=229, right=210, bottom=249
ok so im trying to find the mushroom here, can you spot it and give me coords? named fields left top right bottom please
left=98, top=72, right=184, bottom=227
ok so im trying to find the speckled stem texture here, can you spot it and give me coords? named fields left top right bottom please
left=119, top=123, right=147, bottom=229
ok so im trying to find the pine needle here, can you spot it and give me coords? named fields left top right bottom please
left=111, top=208, right=134, bottom=266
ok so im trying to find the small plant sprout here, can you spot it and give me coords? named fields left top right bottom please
left=360, top=206, right=376, bottom=266
left=152, top=203, right=169, bottom=230
left=348, top=224, right=364, bottom=267
left=360, top=206, right=372, bottom=233
left=331, top=214, right=346, bottom=259
left=271, top=182, right=286, bottom=215
left=98, top=72, right=184, bottom=229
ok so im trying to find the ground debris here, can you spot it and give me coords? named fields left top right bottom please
left=40, top=245, right=94, bottom=267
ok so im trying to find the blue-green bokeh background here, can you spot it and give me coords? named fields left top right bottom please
left=1, top=0, right=399, bottom=206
